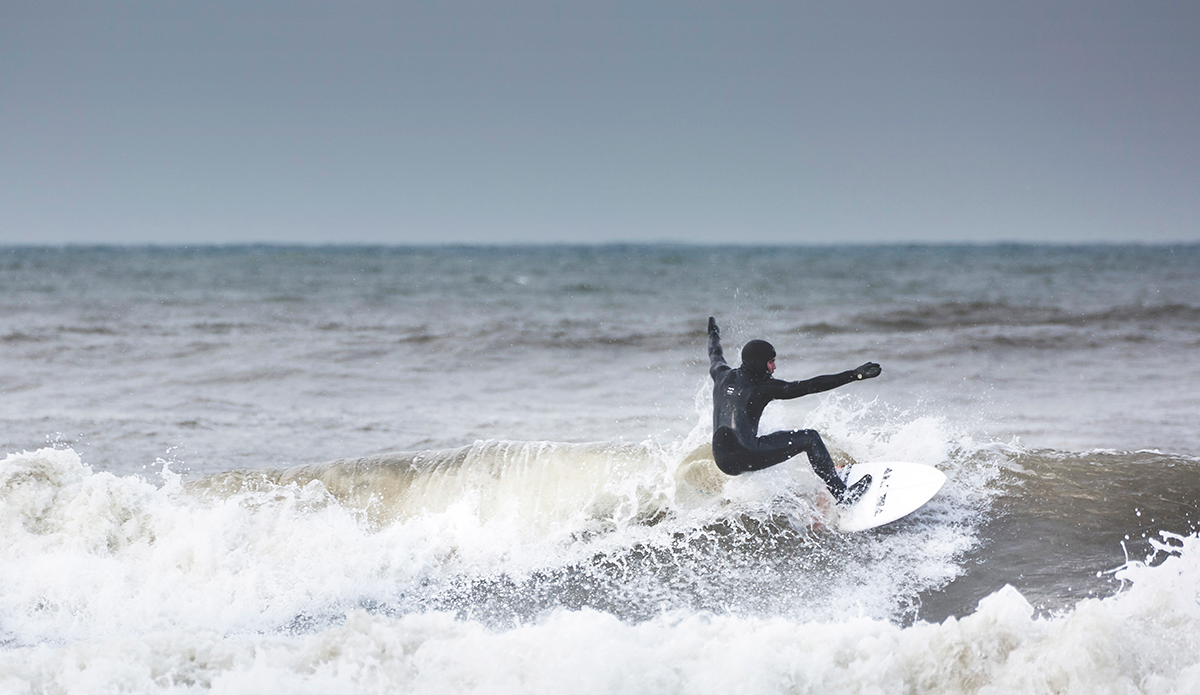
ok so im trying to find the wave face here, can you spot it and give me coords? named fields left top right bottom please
left=2, top=244, right=1199, bottom=692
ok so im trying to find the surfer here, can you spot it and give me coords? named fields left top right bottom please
left=707, top=316, right=880, bottom=505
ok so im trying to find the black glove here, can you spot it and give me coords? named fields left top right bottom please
left=853, top=362, right=881, bottom=380
left=708, top=317, right=719, bottom=337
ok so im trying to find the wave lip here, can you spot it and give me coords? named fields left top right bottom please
left=189, top=439, right=681, bottom=537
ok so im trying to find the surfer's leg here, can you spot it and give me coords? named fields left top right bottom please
left=753, top=429, right=848, bottom=497
left=712, top=426, right=792, bottom=475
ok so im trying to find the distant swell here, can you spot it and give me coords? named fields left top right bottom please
left=846, top=302, right=1200, bottom=333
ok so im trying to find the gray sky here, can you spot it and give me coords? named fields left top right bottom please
left=3, top=1, right=1198, bottom=245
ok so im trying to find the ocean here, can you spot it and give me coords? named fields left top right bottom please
left=2, top=244, right=1198, bottom=693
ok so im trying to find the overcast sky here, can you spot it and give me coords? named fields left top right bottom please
left=3, top=1, right=1198, bottom=245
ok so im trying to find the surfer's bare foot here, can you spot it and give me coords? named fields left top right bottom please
left=838, top=474, right=872, bottom=506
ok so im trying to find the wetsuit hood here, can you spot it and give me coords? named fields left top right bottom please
left=740, top=339, right=776, bottom=379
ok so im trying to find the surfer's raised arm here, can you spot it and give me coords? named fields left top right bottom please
left=708, top=317, right=729, bottom=378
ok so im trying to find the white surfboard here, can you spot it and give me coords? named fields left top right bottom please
left=836, top=461, right=946, bottom=532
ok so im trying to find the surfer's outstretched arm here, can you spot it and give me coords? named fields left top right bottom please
left=769, top=362, right=883, bottom=399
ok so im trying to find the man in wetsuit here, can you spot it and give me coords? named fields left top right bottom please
left=707, top=317, right=880, bottom=504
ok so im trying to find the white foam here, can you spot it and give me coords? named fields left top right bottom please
left=4, top=534, right=1199, bottom=693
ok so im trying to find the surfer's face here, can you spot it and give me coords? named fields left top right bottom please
left=766, top=358, right=775, bottom=375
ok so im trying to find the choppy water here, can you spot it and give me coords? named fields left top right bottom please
left=2, top=245, right=1199, bottom=693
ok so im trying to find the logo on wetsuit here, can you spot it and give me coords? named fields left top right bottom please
left=872, top=466, right=893, bottom=517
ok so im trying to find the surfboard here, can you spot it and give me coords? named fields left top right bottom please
left=836, top=461, right=946, bottom=532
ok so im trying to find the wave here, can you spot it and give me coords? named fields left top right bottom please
left=3, top=445, right=1198, bottom=694
left=0, top=417, right=987, bottom=637
left=4, top=434, right=1199, bottom=692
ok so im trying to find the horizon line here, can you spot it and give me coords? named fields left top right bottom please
left=2, top=239, right=1198, bottom=251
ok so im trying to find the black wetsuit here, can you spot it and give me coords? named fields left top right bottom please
left=708, top=329, right=855, bottom=497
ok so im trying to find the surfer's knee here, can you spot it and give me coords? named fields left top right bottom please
left=713, top=455, right=747, bottom=476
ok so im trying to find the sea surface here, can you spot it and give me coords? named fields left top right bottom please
left=2, top=244, right=1199, bottom=693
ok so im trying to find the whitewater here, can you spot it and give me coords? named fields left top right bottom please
left=2, top=244, right=1198, bottom=694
